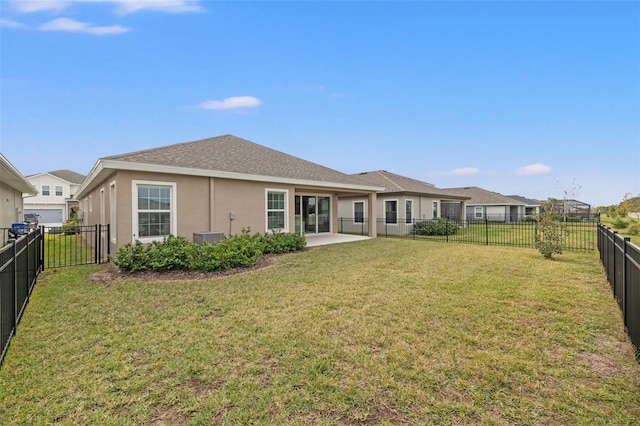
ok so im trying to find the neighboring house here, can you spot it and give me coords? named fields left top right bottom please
left=74, top=135, right=383, bottom=252
left=0, top=154, right=37, bottom=243
left=337, top=170, right=470, bottom=233
left=543, top=198, right=595, bottom=220
left=24, top=170, right=86, bottom=227
left=507, top=195, right=541, bottom=218
left=442, top=186, right=527, bottom=222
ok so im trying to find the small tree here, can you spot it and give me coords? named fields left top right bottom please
left=534, top=198, right=569, bottom=259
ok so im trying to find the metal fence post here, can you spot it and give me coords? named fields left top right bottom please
left=485, top=217, right=489, bottom=245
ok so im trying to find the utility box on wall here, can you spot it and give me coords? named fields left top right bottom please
left=193, top=231, right=225, bottom=246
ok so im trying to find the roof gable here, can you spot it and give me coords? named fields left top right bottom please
left=443, top=186, right=525, bottom=206
left=353, top=170, right=468, bottom=199
left=78, top=135, right=383, bottom=197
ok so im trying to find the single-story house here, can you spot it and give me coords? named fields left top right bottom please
left=74, top=135, right=383, bottom=251
left=442, top=186, right=527, bottom=222
left=24, top=169, right=85, bottom=227
left=506, top=195, right=541, bottom=218
left=337, top=170, right=469, bottom=234
left=0, top=154, right=37, bottom=244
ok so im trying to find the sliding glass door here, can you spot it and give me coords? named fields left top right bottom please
left=295, top=195, right=331, bottom=234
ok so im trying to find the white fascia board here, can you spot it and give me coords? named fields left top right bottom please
left=93, top=160, right=384, bottom=193
left=75, top=160, right=105, bottom=199
left=0, top=154, right=37, bottom=194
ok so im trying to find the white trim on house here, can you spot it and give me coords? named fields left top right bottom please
left=265, top=188, right=289, bottom=232
left=109, top=180, right=117, bottom=244
left=131, top=180, right=178, bottom=243
left=353, top=200, right=365, bottom=224
left=385, top=199, right=399, bottom=225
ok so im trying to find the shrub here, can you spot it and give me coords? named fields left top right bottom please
left=193, top=235, right=263, bottom=271
left=114, top=240, right=150, bottom=272
left=147, top=235, right=198, bottom=271
left=612, top=216, right=629, bottom=229
left=61, top=218, right=80, bottom=234
left=413, top=218, right=460, bottom=236
left=259, top=230, right=307, bottom=254
left=533, top=202, right=569, bottom=259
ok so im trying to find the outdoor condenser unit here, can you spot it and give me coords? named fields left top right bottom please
left=193, top=231, right=225, bottom=246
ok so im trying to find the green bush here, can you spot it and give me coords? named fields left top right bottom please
left=413, top=218, right=460, bottom=236
left=61, top=218, right=80, bottom=234
left=258, top=230, right=306, bottom=253
left=114, top=240, right=150, bottom=272
left=147, top=235, right=198, bottom=271
left=193, top=235, right=263, bottom=271
left=612, top=217, right=629, bottom=229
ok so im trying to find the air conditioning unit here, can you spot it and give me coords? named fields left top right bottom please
left=193, top=231, right=225, bottom=246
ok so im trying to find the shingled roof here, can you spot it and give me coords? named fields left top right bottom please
left=442, top=186, right=525, bottom=205
left=48, top=170, right=86, bottom=184
left=353, top=170, right=468, bottom=199
left=78, top=135, right=382, bottom=196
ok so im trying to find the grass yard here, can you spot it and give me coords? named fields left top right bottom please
left=1, top=239, right=639, bottom=425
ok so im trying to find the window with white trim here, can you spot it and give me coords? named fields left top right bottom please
left=405, top=200, right=413, bottom=224
left=55, top=186, right=63, bottom=196
left=354, top=201, right=364, bottom=224
left=109, top=181, right=117, bottom=243
left=133, top=181, right=176, bottom=241
left=385, top=200, right=398, bottom=224
left=266, top=189, right=288, bottom=231
left=432, top=201, right=438, bottom=218
left=42, top=185, right=50, bottom=196
left=474, top=207, right=483, bottom=219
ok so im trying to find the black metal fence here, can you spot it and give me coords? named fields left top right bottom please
left=597, top=224, right=640, bottom=358
left=42, top=225, right=110, bottom=268
left=1, top=228, right=42, bottom=366
left=0, top=224, right=109, bottom=367
left=339, top=217, right=597, bottom=251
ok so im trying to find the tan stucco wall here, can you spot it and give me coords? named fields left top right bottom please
left=0, top=181, right=24, bottom=230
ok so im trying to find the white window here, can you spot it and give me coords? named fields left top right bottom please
left=405, top=200, right=413, bottom=224
left=266, top=189, right=288, bottom=232
left=100, top=189, right=105, bottom=225
left=132, top=180, right=177, bottom=242
left=474, top=207, right=483, bottom=219
left=55, top=186, right=63, bottom=197
left=385, top=200, right=398, bottom=224
left=42, top=185, right=50, bottom=196
left=110, top=181, right=117, bottom=243
left=433, top=201, right=438, bottom=218
left=354, top=201, right=364, bottom=224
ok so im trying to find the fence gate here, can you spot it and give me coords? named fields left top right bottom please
left=43, top=224, right=110, bottom=269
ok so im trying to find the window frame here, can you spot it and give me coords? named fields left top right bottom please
left=405, top=200, right=413, bottom=224
left=432, top=201, right=438, bottom=219
left=132, top=180, right=177, bottom=243
left=353, top=201, right=365, bottom=224
left=42, top=185, right=50, bottom=196
left=55, top=186, right=63, bottom=197
left=385, top=199, right=398, bottom=224
left=109, top=181, right=117, bottom=244
left=474, top=206, right=483, bottom=219
left=265, top=189, right=289, bottom=232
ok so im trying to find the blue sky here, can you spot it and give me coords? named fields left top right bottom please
left=1, top=0, right=638, bottom=207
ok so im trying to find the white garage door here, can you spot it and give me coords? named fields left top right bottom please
left=24, top=209, right=63, bottom=225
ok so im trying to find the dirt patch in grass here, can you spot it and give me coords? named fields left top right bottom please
left=88, top=253, right=288, bottom=284
left=576, top=334, right=635, bottom=377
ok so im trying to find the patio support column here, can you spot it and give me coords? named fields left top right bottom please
left=368, top=192, right=377, bottom=238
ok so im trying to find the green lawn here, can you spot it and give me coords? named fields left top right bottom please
left=1, top=239, right=639, bottom=425
left=600, top=214, right=640, bottom=246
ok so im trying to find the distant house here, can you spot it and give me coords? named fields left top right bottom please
left=337, top=170, right=469, bottom=233
left=24, top=170, right=86, bottom=227
left=507, top=195, right=541, bottom=218
left=543, top=198, right=596, bottom=220
left=442, top=186, right=526, bottom=222
left=0, top=154, right=37, bottom=243
left=74, top=135, right=382, bottom=251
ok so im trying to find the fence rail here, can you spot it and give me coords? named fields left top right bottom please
left=339, top=217, right=597, bottom=251
left=42, top=224, right=110, bottom=269
left=1, top=228, right=42, bottom=366
left=597, top=224, right=640, bottom=358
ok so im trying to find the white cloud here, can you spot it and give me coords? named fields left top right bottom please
left=198, top=96, right=262, bottom=110
left=516, top=163, right=553, bottom=176
left=10, top=1, right=71, bottom=13
left=38, top=18, right=131, bottom=34
left=0, top=18, right=30, bottom=29
left=9, top=0, right=203, bottom=15
left=446, top=167, right=481, bottom=176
